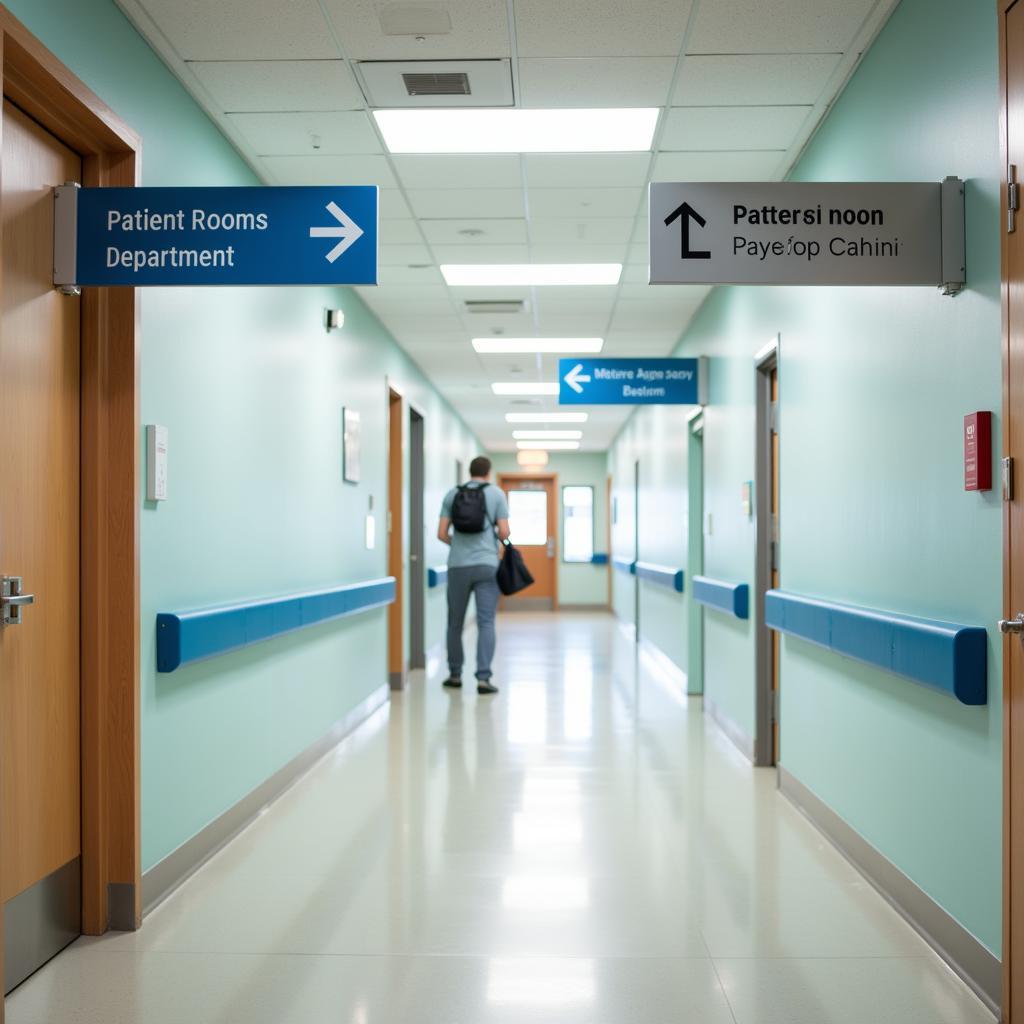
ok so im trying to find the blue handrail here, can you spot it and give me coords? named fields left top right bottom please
left=591, top=553, right=609, bottom=565
left=692, top=576, right=749, bottom=619
left=427, top=565, right=448, bottom=588
left=157, top=577, right=396, bottom=673
left=764, top=589, right=987, bottom=705
left=612, top=556, right=636, bottom=575
left=635, top=561, right=684, bottom=593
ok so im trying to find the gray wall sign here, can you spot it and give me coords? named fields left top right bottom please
left=649, top=178, right=965, bottom=294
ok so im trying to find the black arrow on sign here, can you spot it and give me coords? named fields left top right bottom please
left=664, top=201, right=711, bottom=260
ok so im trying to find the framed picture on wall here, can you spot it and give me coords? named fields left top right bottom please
left=342, top=407, right=361, bottom=484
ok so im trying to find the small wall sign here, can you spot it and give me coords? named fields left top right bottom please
left=964, top=411, right=992, bottom=491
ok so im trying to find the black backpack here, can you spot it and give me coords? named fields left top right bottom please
left=450, top=484, right=489, bottom=534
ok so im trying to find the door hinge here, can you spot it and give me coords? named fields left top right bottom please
left=1004, top=456, right=1014, bottom=502
left=769, top=688, right=780, bottom=722
left=770, top=514, right=780, bottom=571
left=769, top=400, right=779, bottom=434
left=1010, top=164, right=1020, bottom=234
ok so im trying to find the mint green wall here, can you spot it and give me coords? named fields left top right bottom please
left=8, top=0, right=480, bottom=871
left=608, top=0, right=1002, bottom=954
left=488, top=453, right=610, bottom=606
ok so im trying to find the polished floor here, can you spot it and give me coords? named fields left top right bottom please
left=9, top=612, right=993, bottom=1023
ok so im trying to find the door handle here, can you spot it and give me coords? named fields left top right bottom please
left=1000, top=613, right=1024, bottom=634
left=546, top=538, right=555, bottom=558
left=1, top=576, right=34, bottom=626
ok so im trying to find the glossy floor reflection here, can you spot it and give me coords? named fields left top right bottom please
left=8, top=613, right=994, bottom=1023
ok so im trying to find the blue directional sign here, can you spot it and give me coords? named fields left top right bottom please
left=558, top=357, right=705, bottom=405
left=53, top=185, right=378, bottom=287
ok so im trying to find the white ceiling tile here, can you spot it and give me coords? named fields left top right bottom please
left=188, top=60, right=365, bottom=111
left=527, top=187, right=643, bottom=219
left=687, top=0, right=876, bottom=54
left=378, top=312, right=466, bottom=332
left=459, top=311, right=537, bottom=334
left=320, top=0, right=510, bottom=60
left=524, top=154, right=651, bottom=189
left=369, top=297, right=455, bottom=316
left=652, top=150, right=786, bottom=182
left=407, top=189, right=525, bottom=219
left=515, top=0, right=694, bottom=57
left=261, top=154, right=397, bottom=186
left=378, top=243, right=434, bottom=265
left=618, top=283, right=710, bottom=305
left=448, top=285, right=531, bottom=302
left=379, top=189, right=414, bottom=219
left=226, top=111, right=381, bottom=155
left=134, top=0, right=337, bottom=59
left=533, top=313, right=610, bottom=334
left=533, top=291, right=617, bottom=315
left=528, top=242, right=628, bottom=263
left=518, top=57, right=676, bottom=107
left=662, top=106, right=812, bottom=151
left=612, top=300, right=698, bottom=331
left=621, top=264, right=651, bottom=284
left=529, top=218, right=634, bottom=245
left=392, top=155, right=522, bottom=190
left=375, top=265, right=443, bottom=285
left=420, top=219, right=529, bottom=245
left=431, top=244, right=531, bottom=263
left=631, top=217, right=648, bottom=243
left=364, top=283, right=451, bottom=304
left=379, top=220, right=425, bottom=244
left=673, top=54, right=842, bottom=106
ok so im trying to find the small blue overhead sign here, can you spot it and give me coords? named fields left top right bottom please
left=54, top=185, right=378, bottom=287
left=558, top=357, right=706, bottom=405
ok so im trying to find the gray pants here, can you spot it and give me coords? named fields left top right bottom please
left=447, top=564, right=500, bottom=681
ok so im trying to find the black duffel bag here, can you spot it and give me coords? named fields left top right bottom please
left=496, top=539, right=534, bottom=596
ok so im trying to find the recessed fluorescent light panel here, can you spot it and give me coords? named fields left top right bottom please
left=516, top=441, right=580, bottom=451
left=374, top=108, right=658, bottom=154
left=473, top=338, right=603, bottom=354
left=492, top=383, right=560, bottom=396
left=442, top=264, right=621, bottom=287
left=512, top=430, right=583, bottom=440
left=506, top=413, right=588, bottom=423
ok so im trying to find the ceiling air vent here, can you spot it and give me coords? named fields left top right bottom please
left=403, top=72, right=470, bottom=97
left=357, top=60, right=513, bottom=108
left=464, top=299, right=528, bottom=315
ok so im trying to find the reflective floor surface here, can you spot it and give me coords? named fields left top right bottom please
left=8, top=612, right=994, bottom=1023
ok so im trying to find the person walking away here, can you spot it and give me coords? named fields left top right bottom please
left=437, top=456, right=510, bottom=694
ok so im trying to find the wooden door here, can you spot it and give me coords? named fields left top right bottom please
left=1004, top=3, right=1024, bottom=1017
left=499, top=474, right=557, bottom=609
left=770, top=367, right=780, bottom=763
left=1, top=100, right=82, bottom=993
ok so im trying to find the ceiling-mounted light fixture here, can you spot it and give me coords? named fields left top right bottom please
left=512, top=430, right=583, bottom=440
left=516, top=440, right=580, bottom=451
left=374, top=108, right=659, bottom=153
left=505, top=413, right=588, bottom=423
left=492, top=382, right=559, bottom=396
left=517, top=450, right=550, bottom=467
left=443, top=264, right=621, bottom=287
left=473, top=338, right=603, bottom=354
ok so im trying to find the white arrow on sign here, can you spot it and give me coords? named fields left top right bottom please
left=309, top=201, right=364, bottom=263
left=564, top=363, right=592, bottom=394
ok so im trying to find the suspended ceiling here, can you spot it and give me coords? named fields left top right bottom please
left=116, top=0, right=898, bottom=452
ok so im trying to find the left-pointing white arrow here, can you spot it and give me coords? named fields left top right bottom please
left=310, top=201, right=364, bottom=263
left=564, top=363, right=592, bottom=394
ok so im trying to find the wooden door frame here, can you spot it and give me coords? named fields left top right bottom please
left=1002, top=3, right=1018, bottom=1019
left=0, top=5, right=142, bottom=1002
left=606, top=474, right=612, bottom=608
left=386, top=384, right=404, bottom=689
left=754, top=339, right=779, bottom=769
left=497, top=471, right=559, bottom=609
left=407, top=401, right=426, bottom=671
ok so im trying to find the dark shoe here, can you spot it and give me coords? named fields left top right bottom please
left=477, top=680, right=498, bottom=695
left=443, top=676, right=462, bottom=689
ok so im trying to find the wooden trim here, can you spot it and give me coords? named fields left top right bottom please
left=606, top=474, right=612, bottom=609
left=0, top=8, right=141, bottom=1009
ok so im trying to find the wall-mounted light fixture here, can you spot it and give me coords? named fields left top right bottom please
left=325, top=308, right=345, bottom=331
